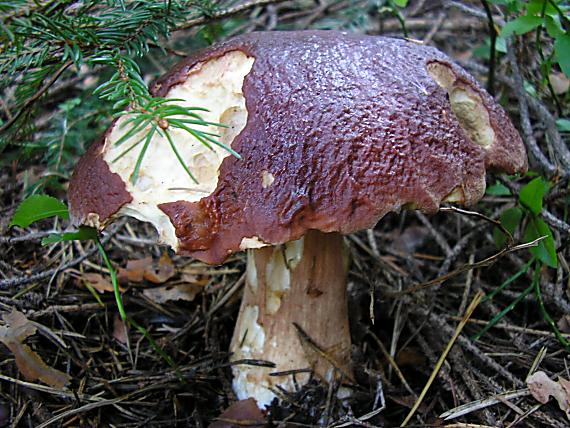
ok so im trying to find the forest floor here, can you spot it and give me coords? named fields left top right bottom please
left=1, top=0, right=570, bottom=427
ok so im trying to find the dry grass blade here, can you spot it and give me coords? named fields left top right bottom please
left=400, top=291, right=484, bottom=426
left=439, top=389, right=531, bottom=420
left=443, top=424, right=499, bottom=427
left=390, top=237, right=545, bottom=296
left=293, top=322, right=355, bottom=384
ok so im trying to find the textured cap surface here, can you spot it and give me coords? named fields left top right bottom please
left=68, top=30, right=527, bottom=264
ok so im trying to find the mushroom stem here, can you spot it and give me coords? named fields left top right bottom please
left=230, top=230, right=352, bottom=408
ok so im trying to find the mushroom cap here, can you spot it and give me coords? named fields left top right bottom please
left=68, top=30, right=527, bottom=264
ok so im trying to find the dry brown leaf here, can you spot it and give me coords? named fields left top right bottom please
left=112, top=315, right=129, bottom=344
left=209, top=398, right=265, bottom=428
left=143, top=252, right=176, bottom=284
left=118, top=257, right=149, bottom=283
left=143, top=283, right=202, bottom=304
left=550, top=71, right=570, bottom=95
left=527, top=370, right=570, bottom=419
left=557, top=315, right=570, bottom=334
left=82, top=272, right=124, bottom=293
left=181, top=272, right=210, bottom=286
left=118, top=253, right=176, bottom=284
left=0, top=310, right=70, bottom=389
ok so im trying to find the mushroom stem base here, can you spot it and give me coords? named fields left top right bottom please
left=230, top=230, right=352, bottom=408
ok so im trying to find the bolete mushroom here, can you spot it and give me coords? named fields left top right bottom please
left=68, top=31, right=527, bottom=408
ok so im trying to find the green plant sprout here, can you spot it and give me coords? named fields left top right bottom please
left=477, top=0, right=570, bottom=111
left=10, top=195, right=180, bottom=372
left=474, top=175, right=568, bottom=350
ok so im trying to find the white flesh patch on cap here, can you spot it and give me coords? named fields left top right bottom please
left=261, top=170, right=275, bottom=188
left=240, top=236, right=269, bottom=250
left=103, top=51, right=255, bottom=250
left=442, top=186, right=465, bottom=203
left=427, top=62, right=495, bottom=149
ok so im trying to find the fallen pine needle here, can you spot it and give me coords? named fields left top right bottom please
left=444, top=424, right=498, bottom=427
left=439, top=389, right=530, bottom=420
left=400, top=290, right=484, bottom=426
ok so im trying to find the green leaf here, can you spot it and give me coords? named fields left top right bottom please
left=524, top=80, right=538, bottom=97
left=556, top=118, right=570, bottom=132
left=473, top=36, right=508, bottom=59
left=486, top=182, right=511, bottom=196
left=41, top=226, right=98, bottom=245
left=527, top=0, right=558, bottom=15
left=544, top=14, right=564, bottom=38
left=392, top=0, right=408, bottom=7
left=524, top=217, right=558, bottom=268
left=494, top=207, right=523, bottom=248
left=10, top=195, right=69, bottom=228
left=501, top=15, right=543, bottom=38
left=554, top=34, right=570, bottom=78
left=519, top=177, right=550, bottom=215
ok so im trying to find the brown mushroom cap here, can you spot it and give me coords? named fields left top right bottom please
left=68, top=30, right=527, bottom=264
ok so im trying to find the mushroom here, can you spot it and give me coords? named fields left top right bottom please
left=68, top=31, right=527, bottom=408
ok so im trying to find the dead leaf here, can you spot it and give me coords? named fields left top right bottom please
left=0, top=310, right=70, bottom=389
left=527, top=370, right=570, bottom=419
left=209, top=398, right=265, bottom=428
left=557, top=315, right=570, bottom=334
left=112, top=314, right=129, bottom=344
left=143, top=252, right=176, bottom=284
left=143, top=283, right=202, bottom=304
left=82, top=272, right=124, bottom=293
left=550, top=72, right=570, bottom=95
left=118, top=253, right=176, bottom=284
left=121, top=257, right=148, bottom=283
left=68, top=269, right=124, bottom=293
left=181, top=272, right=210, bottom=286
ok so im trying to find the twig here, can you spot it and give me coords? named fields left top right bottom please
left=366, top=328, right=417, bottom=399
left=542, top=209, right=570, bottom=234
left=0, top=223, right=121, bottom=289
left=445, top=0, right=504, bottom=25
left=429, top=312, right=525, bottom=387
left=479, top=0, right=496, bottom=95
left=175, top=0, right=289, bottom=31
left=400, top=291, right=484, bottom=426
left=0, top=231, right=57, bottom=244
left=389, top=237, right=545, bottom=296
left=0, top=60, right=73, bottom=134
left=415, top=212, right=452, bottom=256
left=439, top=389, right=530, bottom=421
left=506, top=45, right=558, bottom=176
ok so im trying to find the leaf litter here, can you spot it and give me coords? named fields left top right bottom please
left=0, top=310, right=70, bottom=389
left=527, top=371, right=570, bottom=419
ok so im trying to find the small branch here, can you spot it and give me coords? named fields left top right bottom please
left=389, top=237, right=546, bottom=297
left=479, top=0, right=496, bottom=95
left=401, top=291, right=484, bottom=426
left=175, top=0, right=289, bottom=31
left=0, top=60, right=73, bottom=134
left=541, top=210, right=570, bottom=235
left=505, top=45, right=558, bottom=176
left=0, top=222, right=123, bottom=289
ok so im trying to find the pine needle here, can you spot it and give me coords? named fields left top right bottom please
left=400, top=291, right=484, bottom=427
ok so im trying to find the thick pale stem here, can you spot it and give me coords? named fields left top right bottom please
left=230, top=230, right=352, bottom=408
